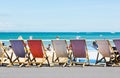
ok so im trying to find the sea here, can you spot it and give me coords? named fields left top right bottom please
left=0, top=32, right=119, bottom=50
left=0, top=32, right=120, bottom=63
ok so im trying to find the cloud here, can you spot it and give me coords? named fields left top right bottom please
left=0, top=14, right=11, bottom=17
left=0, top=21, right=17, bottom=31
left=0, top=22, right=16, bottom=27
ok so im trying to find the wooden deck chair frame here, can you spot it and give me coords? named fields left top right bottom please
left=10, top=40, right=30, bottom=67
left=113, top=39, right=120, bottom=65
left=95, top=40, right=114, bottom=66
left=0, top=41, right=13, bottom=66
left=70, top=39, right=89, bottom=67
left=52, top=40, right=69, bottom=67
left=27, top=40, right=50, bottom=67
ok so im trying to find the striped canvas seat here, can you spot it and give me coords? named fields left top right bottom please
left=113, top=39, right=120, bottom=54
left=52, top=40, right=69, bottom=66
left=27, top=40, right=50, bottom=66
left=10, top=40, right=30, bottom=67
left=70, top=40, right=89, bottom=66
left=96, top=40, right=113, bottom=66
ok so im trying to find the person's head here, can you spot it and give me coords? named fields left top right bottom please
left=18, top=35, right=23, bottom=40
left=93, top=41, right=96, bottom=45
left=48, top=44, right=51, bottom=46
left=2, top=43, right=5, bottom=46
left=93, top=41, right=98, bottom=48
left=29, top=36, right=33, bottom=40
left=56, top=36, right=60, bottom=40
left=76, top=36, right=80, bottom=39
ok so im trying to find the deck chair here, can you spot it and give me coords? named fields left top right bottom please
left=70, top=40, right=89, bottom=67
left=113, top=39, right=120, bottom=64
left=0, top=41, right=13, bottom=66
left=52, top=40, right=69, bottom=67
left=113, top=39, right=120, bottom=54
left=96, top=40, right=114, bottom=66
left=27, top=40, right=50, bottom=67
left=10, top=40, right=30, bottom=67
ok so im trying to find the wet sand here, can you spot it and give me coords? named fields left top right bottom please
left=0, top=67, right=119, bottom=78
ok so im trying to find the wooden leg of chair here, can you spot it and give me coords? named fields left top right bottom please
left=62, top=58, right=68, bottom=67
left=7, top=63, right=13, bottom=67
left=95, top=52, right=99, bottom=64
left=30, top=58, right=35, bottom=62
left=46, top=57, right=50, bottom=66
left=7, top=57, right=14, bottom=67
left=37, top=63, right=42, bottom=67
left=63, top=63, right=67, bottom=67
left=4, top=51, right=13, bottom=65
left=68, top=55, right=73, bottom=66
left=18, top=57, right=25, bottom=67
left=19, top=63, right=24, bottom=67
left=87, top=57, right=90, bottom=65
left=12, top=57, right=19, bottom=63
left=1, top=52, right=4, bottom=65
left=73, top=58, right=76, bottom=66
left=97, top=57, right=104, bottom=64
left=69, top=57, right=74, bottom=66
left=34, top=58, right=36, bottom=62
left=6, top=55, right=13, bottom=65
left=84, top=58, right=89, bottom=66
left=82, top=63, right=85, bottom=67
left=34, top=58, right=39, bottom=66
left=26, top=60, right=30, bottom=67
left=37, top=58, right=45, bottom=67
left=28, top=57, right=32, bottom=66
left=0, top=59, right=1, bottom=64
left=8, top=56, right=19, bottom=66
left=104, top=58, right=107, bottom=67
left=52, top=52, right=54, bottom=63
left=25, top=56, right=31, bottom=67
left=10, top=52, right=13, bottom=61
left=55, top=57, right=59, bottom=62
left=33, top=58, right=37, bottom=66
left=17, top=58, right=22, bottom=65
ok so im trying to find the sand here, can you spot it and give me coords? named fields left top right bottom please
left=0, top=67, right=119, bottom=78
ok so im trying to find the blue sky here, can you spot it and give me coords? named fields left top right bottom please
left=0, top=0, right=120, bottom=32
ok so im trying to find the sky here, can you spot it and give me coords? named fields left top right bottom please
left=0, top=0, right=120, bottom=32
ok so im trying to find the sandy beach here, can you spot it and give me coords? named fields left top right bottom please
left=0, top=67, right=120, bottom=78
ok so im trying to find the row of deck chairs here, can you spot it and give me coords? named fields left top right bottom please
left=0, top=39, right=120, bottom=67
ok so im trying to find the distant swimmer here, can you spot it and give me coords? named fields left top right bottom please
left=47, top=44, right=52, bottom=51
left=29, top=36, right=33, bottom=40
left=76, top=36, right=80, bottom=39
left=92, top=41, right=98, bottom=50
left=18, top=35, right=23, bottom=40
left=56, top=36, right=60, bottom=40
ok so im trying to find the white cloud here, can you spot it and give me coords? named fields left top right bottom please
left=0, top=21, right=17, bottom=31
left=0, top=22, right=16, bottom=27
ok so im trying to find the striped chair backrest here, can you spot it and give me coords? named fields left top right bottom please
left=70, top=40, right=87, bottom=58
left=96, top=40, right=111, bottom=57
left=27, top=40, right=44, bottom=58
left=52, top=40, right=68, bottom=57
left=113, top=39, right=120, bottom=54
left=10, top=40, right=26, bottom=57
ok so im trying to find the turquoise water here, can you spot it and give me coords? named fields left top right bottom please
left=0, top=32, right=120, bottom=50
left=0, top=32, right=120, bottom=40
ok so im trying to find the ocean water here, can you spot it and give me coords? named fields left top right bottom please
left=0, top=32, right=120, bottom=50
